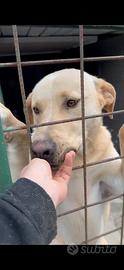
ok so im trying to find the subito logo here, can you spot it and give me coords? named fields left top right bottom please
left=67, top=245, right=79, bottom=255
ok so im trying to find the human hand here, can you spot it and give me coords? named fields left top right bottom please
left=20, top=151, right=76, bottom=207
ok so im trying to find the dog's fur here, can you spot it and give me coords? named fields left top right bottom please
left=0, top=103, right=29, bottom=182
left=0, top=68, right=124, bottom=244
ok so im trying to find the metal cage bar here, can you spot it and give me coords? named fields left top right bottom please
left=1, top=55, right=124, bottom=69
left=0, top=24, right=124, bottom=243
left=79, top=25, right=88, bottom=244
left=120, top=194, right=124, bottom=244
left=81, top=227, right=121, bottom=244
left=12, top=25, right=33, bottom=158
left=2, top=108, right=124, bottom=134
left=57, top=193, right=123, bottom=218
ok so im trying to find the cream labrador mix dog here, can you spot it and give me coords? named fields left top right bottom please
left=0, top=68, right=124, bottom=244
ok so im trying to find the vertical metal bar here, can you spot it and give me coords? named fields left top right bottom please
left=12, top=25, right=33, bottom=157
left=120, top=194, right=124, bottom=244
left=79, top=25, right=88, bottom=244
left=0, top=118, right=12, bottom=192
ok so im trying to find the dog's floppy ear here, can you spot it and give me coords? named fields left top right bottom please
left=26, top=93, right=33, bottom=124
left=96, top=78, right=116, bottom=119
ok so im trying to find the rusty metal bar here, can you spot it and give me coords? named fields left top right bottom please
left=1, top=55, right=124, bottom=69
left=32, top=117, right=81, bottom=129
left=2, top=117, right=82, bottom=133
left=57, top=193, right=123, bottom=218
left=85, top=55, right=124, bottom=62
left=79, top=25, right=88, bottom=244
left=2, top=132, right=124, bottom=171
left=120, top=194, right=124, bottom=244
left=2, top=125, right=124, bottom=169
left=12, top=25, right=33, bottom=158
left=2, top=134, right=124, bottom=170
left=85, top=109, right=124, bottom=119
left=0, top=58, right=80, bottom=68
left=73, top=155, right=124, bottom=170
left=3, top=108, right=124, bottom=134
left=81, top=227, right=121, bottom=244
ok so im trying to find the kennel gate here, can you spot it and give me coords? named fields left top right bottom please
left=0, top=25, right=124, bottom=244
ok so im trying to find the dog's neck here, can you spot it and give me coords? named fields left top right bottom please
left=87, top=125, right=113, bottom=161
left=74, top=125, right=114, bottom=168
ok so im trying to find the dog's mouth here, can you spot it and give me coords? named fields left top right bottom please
left=50, top=147, right=77, bottom=171
left=32, top=146, right=77, bottom=171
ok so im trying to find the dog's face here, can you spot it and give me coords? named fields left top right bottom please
left=27, top=69, right=116, bottom=169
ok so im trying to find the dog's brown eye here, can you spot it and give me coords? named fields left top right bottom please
left=33, top=107, right=40, bottom=114
left=66, top=99, right=79, bottom=108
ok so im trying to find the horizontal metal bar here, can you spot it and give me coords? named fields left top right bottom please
left=83, top=193, right=123, bottom=209
left=85, top=109, right=124, bottom=119
left=85, top=55, right=124, bottom=62
left=2, top=117, right=82, bottom=133
left=57, top=193, right=123, bottom=218
left=57, top=206, right=86, bottom=218
left=2, top=124, right=124, bottom=169
left=32, top=117, right=81, bottom=129
left=0, top=58, right=80, bottom=68
left=73, top=155, right=124, bottom=170
left=81, top=227, right=121, bottom=244
left=2, top=108, right=124, bottom=133
left=3, top=125, right=27, bottom=133
left=1, top=55, right=124, bottom=69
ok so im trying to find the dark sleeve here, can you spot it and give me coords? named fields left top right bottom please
left=0, top=178, right=57, bottom=245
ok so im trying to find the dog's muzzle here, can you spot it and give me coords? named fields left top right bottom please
left=32, top=139, right=77, bottom=170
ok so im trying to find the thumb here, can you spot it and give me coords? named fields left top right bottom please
left=54, top=151, right=76, bottom=183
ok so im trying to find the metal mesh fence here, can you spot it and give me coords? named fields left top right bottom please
left=0, top=25, right=124, bottom=244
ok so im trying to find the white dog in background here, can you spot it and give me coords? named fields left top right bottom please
left=0, top=69, right=124, bottom=244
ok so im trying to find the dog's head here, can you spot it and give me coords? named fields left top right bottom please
left=27, top=69, right=116, bottom=169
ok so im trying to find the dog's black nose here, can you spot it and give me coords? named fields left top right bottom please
left=32, top=139, right=56, bottom=163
